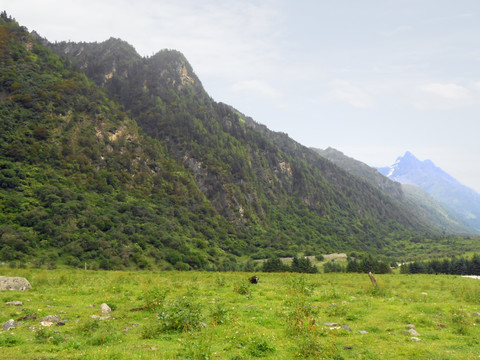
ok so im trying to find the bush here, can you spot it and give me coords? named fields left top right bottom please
left=209, top=299, right=230, bottom=325
left=157, top=296, right=204, bottom=332
left=233, top=281, right=251, bottom=297
left=144, top=287, right=168, bottom=312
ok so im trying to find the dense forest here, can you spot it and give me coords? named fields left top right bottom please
left=1, top=13, right=479, bottom=270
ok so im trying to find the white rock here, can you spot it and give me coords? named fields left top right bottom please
left=408, top=328, right=420, bottom=336
left=5, top=301, right=23, bottom=306
left=0, top=276, right=31, bottom=291
left=100, top=303, right=111, bottom=315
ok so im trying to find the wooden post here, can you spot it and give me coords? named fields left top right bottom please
left=368, top=272, right=377, bottom=286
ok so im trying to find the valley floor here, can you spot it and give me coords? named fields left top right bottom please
left=0, top=268, right=479, bottom=359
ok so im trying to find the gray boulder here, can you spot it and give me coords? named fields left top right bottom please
left=0, top=276, right=32, bottom=291
left=3, top=319, right=21, bottom=330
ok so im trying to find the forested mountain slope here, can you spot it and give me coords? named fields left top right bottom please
left=49, top=36, right=435, bottom=237
left=1, top=14, right=469, bottom=269
left=0, top=15, right=232, bottom=270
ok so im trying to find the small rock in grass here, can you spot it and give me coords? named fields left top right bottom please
left=100, top=303, right=111, bottom=315
left=41, top=315, right=61, bottom=323
left=344, top=346, right=353, bottom=350
left=5, top=301, right=23, bottom=306
left=473, top=312, right=480, bottom=317
left=405, top=324, right=416, bottom=330
left=87, top=304, right=95, bottom=308
left=341, top=324, right=352, bottom=332
left=359, top=330, right=368, bottom=334
left=408, top=328, right=420, bottom=336
left=411, top=337, right=421, bottom=342
left=3, top=319, right=21, bottom=330
left=323, top=322, right=339, bottom=327
left=40, top=321, right=54, bottom=327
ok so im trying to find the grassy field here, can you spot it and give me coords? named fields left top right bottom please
left=1, top=268, right=479, bottom=359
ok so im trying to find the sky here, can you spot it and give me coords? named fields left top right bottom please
left=3, top=0, right=480, bottom=192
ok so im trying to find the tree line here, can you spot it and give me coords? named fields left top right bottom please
left=400, top=254, right=480, bottom=275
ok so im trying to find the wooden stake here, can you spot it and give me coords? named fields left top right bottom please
left=368, top=272, right=377, bottom=286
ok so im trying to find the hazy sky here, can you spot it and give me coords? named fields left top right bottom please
left=4, top=0, right=480, bottom=192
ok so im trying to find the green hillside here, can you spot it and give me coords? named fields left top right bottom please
left=1, top=13, right=478, bottom=269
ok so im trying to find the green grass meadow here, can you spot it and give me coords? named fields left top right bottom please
left=1, top=268, right=479, bottom=359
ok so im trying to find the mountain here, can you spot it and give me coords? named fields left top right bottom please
left=0, top=13, right=475, bottom=269
left=313, top=147, right=404, bottom=200
left=314, top=148, right=475, bottom=234
left=46, top=36, right=435, bottom=241
left=378, top=151, right=480, bottom=232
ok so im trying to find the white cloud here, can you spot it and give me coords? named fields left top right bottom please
left=414, top=82, right=477, bottom=109
left=420, top=83, right=470, bottom=100
left=232, top=80, right=280, bottom=100
left=326, top=79, right=375, bottom=109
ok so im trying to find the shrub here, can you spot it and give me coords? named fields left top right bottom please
left=144, top=287, right=168, bottom=312
left=285, top=276, right=315, bottom=297
left=209, top=299, right=230, bottom=325
left=233, top=281, right=251, bottom=297
left=247, top=337, right=275, bottom=357
left=157, top=296, right=204, bottom=332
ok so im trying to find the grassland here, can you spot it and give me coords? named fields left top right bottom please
left=1, top=268, right=479, bottom=359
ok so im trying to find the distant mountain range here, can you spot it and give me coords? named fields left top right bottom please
left=378, top=151, right=480, bottom=232
left=314, top=148, right=476, bottom=235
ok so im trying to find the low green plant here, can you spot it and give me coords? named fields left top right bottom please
left=87, top=329, right=121, bottom=346
left=157, top=296, right=204, bottom=332
left=143, top=287, right=168, bottom=311
left=233, top=281, right=251, bottom=296
left=179, top=329, right=214, bottom=360
left=77, top=318, right=100, bottom=334
left=247, top=337, right=276, bottom=357
left=286, top=299, right=320, bottom=335
left=209, top=299, right=230, bottom=325
left=0, top=333, right=24, bottom=347
left=35, top=327, right=65, bottom=345
left=285, top=276, right=315, bottom=297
